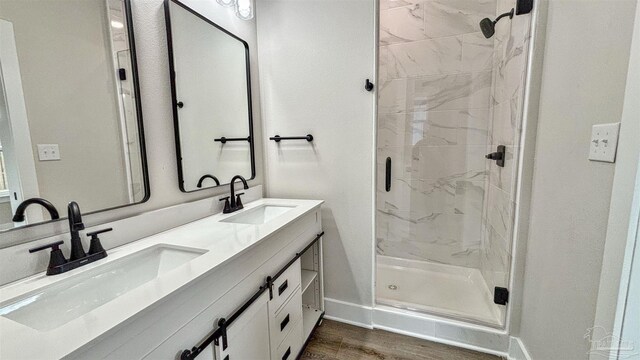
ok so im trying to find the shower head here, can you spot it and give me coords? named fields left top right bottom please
left=479, top=18, right=496, bottom=39
left=479, top=8, right=514, bottom=39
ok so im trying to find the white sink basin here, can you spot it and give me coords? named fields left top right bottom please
left=0, top=244, right=206, bottom=331
left=221, top=205, right=295, bottom=225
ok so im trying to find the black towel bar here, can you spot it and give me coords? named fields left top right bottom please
left=269, top=134, right=313, bottom=142
left=214, top=136, right=251, bottom=144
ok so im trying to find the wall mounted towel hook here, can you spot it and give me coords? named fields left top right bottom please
left=365, top=79, right=374, bottom=92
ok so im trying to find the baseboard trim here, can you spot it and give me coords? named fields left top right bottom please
left=508, top=337, right=532, bottom=360
left=323, top=297, right=374, bottom=329
left=374, top=323, right=507, bottom=357
left=322, top=299, right=514, bottom=357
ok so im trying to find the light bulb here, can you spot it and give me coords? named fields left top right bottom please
left=110, top=20, right=124, bottom=29
left=235, top=0, right=254, bottom=20
left=216, top=0, right=235, bottom=8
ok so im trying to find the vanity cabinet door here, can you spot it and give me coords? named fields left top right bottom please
left=270, top=259, right=301, bottom=314
left=215, top=291, right=271, bottom=360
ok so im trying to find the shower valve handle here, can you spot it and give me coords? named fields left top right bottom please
left=486, top=145, right=506, bottom=167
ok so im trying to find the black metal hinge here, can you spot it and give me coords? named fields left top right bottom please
left=494, top=287, right=509, bottom=305
left=266, top=276, right=274, bottom=300
left=213, top=318, right=229, bottom=350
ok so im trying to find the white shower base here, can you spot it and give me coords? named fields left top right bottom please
left=376, top=256, right=503, bottom=327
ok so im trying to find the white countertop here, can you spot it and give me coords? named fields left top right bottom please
left=0, top=198, right=323, bottom=359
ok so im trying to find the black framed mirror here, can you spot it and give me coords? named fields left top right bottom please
left=164, top=0, right=256, bottom=193
left=0, top=0, right=149, bottom=233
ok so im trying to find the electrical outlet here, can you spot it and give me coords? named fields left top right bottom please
left=588, top=123, right=620, bottom=163
left=37, top=144, right=61, bottom=161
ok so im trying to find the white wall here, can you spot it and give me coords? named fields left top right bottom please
left=518, top=0, right=637, bottom=358
left=591, top=1, right=640, bottom=356
left=257, top=0, right=375, bottom=307
left=0, top=0, right=265, bottom=247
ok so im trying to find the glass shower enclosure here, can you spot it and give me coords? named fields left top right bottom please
left=375, top=0, right=533, bottom=327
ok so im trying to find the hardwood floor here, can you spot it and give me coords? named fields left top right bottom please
left=299, top=319, right=502, bottom=360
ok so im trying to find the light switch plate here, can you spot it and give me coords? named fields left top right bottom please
left=37, top=144, right=61, bottom=161
left=589, top=123, right=620, bottom=163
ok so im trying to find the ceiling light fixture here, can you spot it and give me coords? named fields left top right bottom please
left=235, top=0, right=254, bottom=20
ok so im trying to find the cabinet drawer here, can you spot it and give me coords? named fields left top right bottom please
left=270, top=259, right=301, bottom=314
left=269, top=287, right=302, bottom=349
left=273, top=318, right=303, bottom=360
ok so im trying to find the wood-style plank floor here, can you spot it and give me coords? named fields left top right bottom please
left=300, top=319, right=502, bottom=360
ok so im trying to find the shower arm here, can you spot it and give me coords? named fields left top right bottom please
left=494, top=8, right=514, bottom=25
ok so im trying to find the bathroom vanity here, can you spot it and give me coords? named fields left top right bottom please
left=0, top=198, right=324, bottom=359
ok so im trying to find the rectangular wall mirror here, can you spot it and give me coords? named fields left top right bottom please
left=165, top=0, right=255, bottom=193
left=0, top=0, right=148, bottom=232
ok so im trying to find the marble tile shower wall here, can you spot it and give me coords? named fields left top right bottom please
left=479, top=0, right=532, bottom=301
left=376, top=0, right=497, bottom=268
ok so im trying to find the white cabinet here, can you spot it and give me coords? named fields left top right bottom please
left=79, top=208, right=323, bottom=360
left=211, top=238, right=325, bottom=360
left=215, top=292, right=271, bottom=360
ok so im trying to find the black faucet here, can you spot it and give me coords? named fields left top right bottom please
left=67, top=201, right=87, bottom=260
left=12, top=198, right=60, bottom=222
left=28, top=201, right=111, bottom=275
left=220, top=175, right=249, bottom=214
left=197, top=174, right=220, bottom=188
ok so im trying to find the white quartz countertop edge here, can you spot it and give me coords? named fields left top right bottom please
left=0, top=198, right=323, bottom=359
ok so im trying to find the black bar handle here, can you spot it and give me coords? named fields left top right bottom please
left=385, top=157, right=391, bottom=192
left=86, top=227, right=113, bottom=238
left=269, top=134, right=313, bottom=143
left=214, top=136, right=251, bottom=144
left=278, top=280, right=288, bottom=296
left=29, top=240, right=64, bottom=253
left=280, top=314, right=290, bottom=331
left=282, top=347, right=291, bottom=360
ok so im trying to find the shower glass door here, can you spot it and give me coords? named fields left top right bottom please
left=375, top=0, right=533, bottom=327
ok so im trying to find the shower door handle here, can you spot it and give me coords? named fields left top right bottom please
left=385, top=157, right=391, bottom=192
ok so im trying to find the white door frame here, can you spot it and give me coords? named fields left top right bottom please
left=611, top=160, right=640, bottom=359
left=0, top=19, right=41, bottom=224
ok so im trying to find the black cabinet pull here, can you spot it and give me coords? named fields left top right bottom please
left=280, top=314, right=290, bottom=331
left=385, top=157, right=391, bottom=192
left=278, top=280, right=288, bottom=295
left=282, top=347, right=291, bottom=360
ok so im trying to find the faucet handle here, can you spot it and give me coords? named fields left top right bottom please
left=87, top=228, right=112, bottom=255
left=219, top=196, right=231, bottom=214
left=29, top=240, right=64, bottom=253
left=235, top=193, right=245, bottom=209
left=86, top=227, right=113, bottom=238
left=29, top=240, right=67, bottom=270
